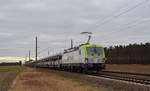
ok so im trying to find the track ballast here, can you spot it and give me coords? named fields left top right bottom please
left=97, top=71, right=150, bottom=85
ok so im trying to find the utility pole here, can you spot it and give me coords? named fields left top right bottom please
left=48, top=51, right=50, bottom=56
left=29, top=50, right=30, bottom=61
left=35, top=36, right=37, bottom=61
left=71, top=39, right=73, bottom=48
left=48, top=47, right=50, bottom=56
left=25, top=55, right=27, bottom=61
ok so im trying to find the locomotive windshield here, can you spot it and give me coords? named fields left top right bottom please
left=86, top=47, right=103, bottom=54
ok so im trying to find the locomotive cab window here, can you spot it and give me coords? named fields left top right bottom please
left=86, top=47, right=103, bottom=54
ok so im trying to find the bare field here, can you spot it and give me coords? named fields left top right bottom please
left=11, top=67, right=105, bottom=91
left=0, top=66, right=23, bottom=91
left=105, top=64, right=150, bottom=74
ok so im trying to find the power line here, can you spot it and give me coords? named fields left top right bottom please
left=100, top=18, right=150, bottom=42
left=83, top=0, right=135, bottom=32
left=102, top=0, right=148, bottom=25
left=94, top=17, right=147, bottom=40
left=38, top=47, right=50, bottom=54
left=89, top=0, right=149, bottom=45
left=114, top=0, right=149, bottom=18
left=85, top=0, right=149, bottom=32
left=78, top=0, right=149, bottom=46
left=113, top=19, right=150, bottom=37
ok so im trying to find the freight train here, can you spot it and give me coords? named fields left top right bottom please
left=25, top=43, right=106, bottom=73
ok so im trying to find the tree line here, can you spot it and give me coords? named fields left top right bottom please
left=104, top=43, right=150, bottom=64
left=0, top=61, right=22, bottom=66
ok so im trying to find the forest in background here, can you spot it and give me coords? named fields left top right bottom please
left=0, top=61, right=22, bottom=66
left=104, top=43, right=150, bottom=64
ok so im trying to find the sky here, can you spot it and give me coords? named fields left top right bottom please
left=0, top=0, right=150, bottom=62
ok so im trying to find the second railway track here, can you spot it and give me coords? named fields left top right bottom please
left=97, top=71, right=150, bottom=85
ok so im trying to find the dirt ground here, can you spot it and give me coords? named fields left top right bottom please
left=0, top=66, right=22, bottom=91
left=105, top=64, right=150, bottom=74
left=11, top=67, right=104, bottom=91
left=0, top=71, right=19, bottom=91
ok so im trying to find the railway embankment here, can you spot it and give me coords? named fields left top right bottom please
left=0, top=66, right=23, bottom=91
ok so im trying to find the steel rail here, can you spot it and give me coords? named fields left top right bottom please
left=98, top=71, right=150, bottom=85
left=102, top=71, right=150, bottom=77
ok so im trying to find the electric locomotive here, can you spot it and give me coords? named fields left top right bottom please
left=25, top=32, right=106, bottom=73
left=61, top=44, right=106, bottom=73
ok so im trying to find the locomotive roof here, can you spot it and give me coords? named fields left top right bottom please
left=80, top=44, right=103, bottom=48
left=64, top=44, right=103, bottom=53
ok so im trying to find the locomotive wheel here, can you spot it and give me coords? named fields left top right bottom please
left=82, top=67, right=88, bottom=74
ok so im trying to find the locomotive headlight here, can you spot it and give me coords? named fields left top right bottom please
left=85, top=58, right=88, bottom=63
left=102, top=60, right=105, bottom=63
left=103, top=57, right=107, bottom=61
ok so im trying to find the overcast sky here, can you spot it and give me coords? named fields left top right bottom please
left=0, top=0, right=150, bottom=62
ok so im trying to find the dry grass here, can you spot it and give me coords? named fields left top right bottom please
left=45, top=69, right=150, bottom=91
left=0, top=66, right=23, bottom=91
left=11, top=67, right=105, bottom=91
left=0, top=66, right=23, bottom=70
left=105, top=64, right=150, bottom=74
left=10, top=66, right=150, bottom=91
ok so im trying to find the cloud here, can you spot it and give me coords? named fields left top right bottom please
left=0, top=33, right=13, bottom=37
left=0, top=0, right=149, bottom=61
left=0, top=56, right=25, bottom=62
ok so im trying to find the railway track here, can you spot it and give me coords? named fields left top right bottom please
left=97, top=71, right=150, bottom=85
left=38, top=67, right=150, bottom=86
left=37, top=67, right=150, bottom=91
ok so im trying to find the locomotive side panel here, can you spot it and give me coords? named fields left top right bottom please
left=62, top=50, right=84, bottom=64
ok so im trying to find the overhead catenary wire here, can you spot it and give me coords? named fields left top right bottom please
left=90, top=16, right=150, bottom=46
left=38, top=47, right=50, bottom=54
left=99, top=18, right=150, bottom=43
left=76, top=0, right=149, bottom=46
left=85, top=0, right=149, bottom=33
left=106, top=17, right=150, bottom=37
left=90, top=0, right=149, bottom=44
left=83, top=0, right=135, bottom=31
left=113, top=0, right=149, bottom=18
left=112, top=19, right=150, bottom=38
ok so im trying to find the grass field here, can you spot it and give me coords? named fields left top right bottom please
left=40, top=68, right=150, bottom=91
left=0, top=65, right=23, bottom=70
left=0, top=66, right=23, bottom=91
left=11, top=67, right=105, bottom=91
left=105, top=64, right=150, bottom=74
